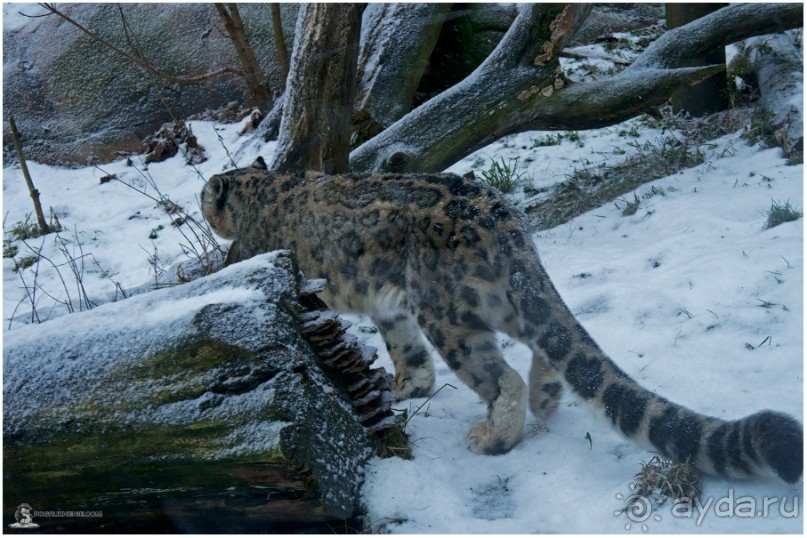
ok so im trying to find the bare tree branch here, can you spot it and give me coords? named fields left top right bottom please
left=349, top=4, right=591, bottom=173
left=271, top=3, right=290, bottom=92
left=7, top=116, right=50, bottom=235
left=634, top=3, right=802, bottom=69
left=115, top=4, right=178, bottom=121
left=214, top=3, right=273, bottom=112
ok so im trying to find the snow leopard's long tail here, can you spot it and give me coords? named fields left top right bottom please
left=519, top=276, right=803, bottom=484
left=589, top=375, right=803, bottom=484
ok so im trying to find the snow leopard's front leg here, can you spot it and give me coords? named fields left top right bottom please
left=374, top=313, right=435, bottom=400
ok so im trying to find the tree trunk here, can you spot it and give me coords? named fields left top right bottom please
left=741, top=32, right=803, bottom=162
left=215, top=3, right=274, bottom=113
left=352, top=3, right=451, bottom=146
left=4, top=252, right=399, bottom=532
left=271, top=3, right=365, bottom=174
left=349, top=3, right=802, bottom=174
left=666, top=3, right=729, bottom=117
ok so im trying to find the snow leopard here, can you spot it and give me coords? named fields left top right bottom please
left=201, top=157, right=802, bottom=483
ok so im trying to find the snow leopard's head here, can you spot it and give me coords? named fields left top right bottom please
left=201, top=156, right=269, bottom=239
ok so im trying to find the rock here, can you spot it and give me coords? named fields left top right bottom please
left=2, top=4, right=298, bottom=166
left=3, top=251, right=399, bottom=532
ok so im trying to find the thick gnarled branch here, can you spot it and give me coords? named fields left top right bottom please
left=350, top=4, right=590, bottom=172
left=349, top=3, right=803, bottom=173
left=352, top=3, right=451, bottom=146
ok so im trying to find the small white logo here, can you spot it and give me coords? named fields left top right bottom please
left=9, top=503, right=39, bottom=529
left=615, top=488, right=663, bottom=532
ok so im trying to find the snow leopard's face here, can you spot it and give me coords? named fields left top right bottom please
left=202, top=157, right=270, bottom=240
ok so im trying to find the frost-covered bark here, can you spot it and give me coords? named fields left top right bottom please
left=352, top=3, right=451, bottom=146
left=271, top=3, right=364, bottom=174
left=350, top=2, right=803, bottom=173
left=742, top=32, right=803, bottom=161
left=3, top=253, right=384, bottom=532
left=350, top=4, right=592, bottom=173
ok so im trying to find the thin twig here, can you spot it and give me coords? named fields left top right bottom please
left=21, top=237, right=74, bottom=314
left=116, top=4, right=178, bottom=121
left=8, top=116, right=50, bottom=234
left=216, top=129, right=238, bottom=169
left=402, top=383, right=457, bottom=431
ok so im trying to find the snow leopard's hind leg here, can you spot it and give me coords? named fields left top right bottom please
left=374, top=313, right=435, bottom=400
left=410, top=300, right=527, bottom=455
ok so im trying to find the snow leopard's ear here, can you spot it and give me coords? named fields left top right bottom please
left=204, top=175, right=230, bottom=211
left=250, top=156, right=268, bottom=170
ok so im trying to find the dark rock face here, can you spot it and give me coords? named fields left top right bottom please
left=2, top=4, right=298, bottom=166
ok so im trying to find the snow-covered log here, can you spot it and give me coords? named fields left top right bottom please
left=741, top=32, right=803, bottom=161
left=352, top=3, right=451, bottom=146
left=349, top=3, right=803, bottom=173
left=3, top=252, right=397, bottom=532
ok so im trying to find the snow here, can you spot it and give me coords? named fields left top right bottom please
left=3, top=52, right=803, bottom=537
left=2, top=119, right=275, bottom=327
left=2, top=3, right=41, bottom=33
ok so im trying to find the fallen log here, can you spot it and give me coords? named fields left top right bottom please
left=4, top=252, right=400, bottom=533
left=737, top=32, right=803, bottom=162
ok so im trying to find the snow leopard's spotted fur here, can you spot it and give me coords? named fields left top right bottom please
left=202, top=157, right=802, bottom=483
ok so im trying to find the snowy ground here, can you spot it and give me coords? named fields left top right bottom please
left=360, top=130, right=803, bottom=533
left=4, top=112, right=802, bottom=533
left=3, top=109, right=803, bottom=532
